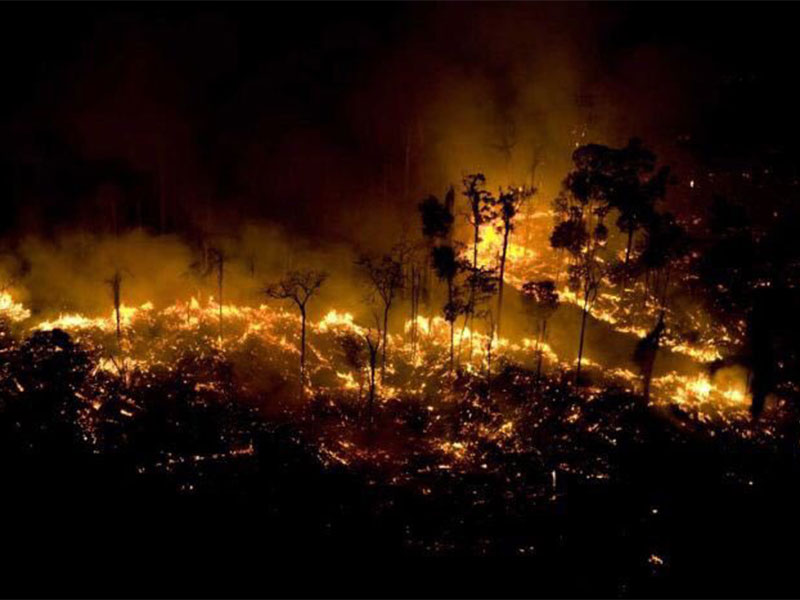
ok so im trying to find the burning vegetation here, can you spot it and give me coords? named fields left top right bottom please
left=4, top=3, right=800, bottom=596
left=3, top=137, right=800, bottom=594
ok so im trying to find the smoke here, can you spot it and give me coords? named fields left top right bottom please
left=0, top=3, right=712, bottom=246
left=4, top=225, right=364, bottom=325
left=0, top=3, right=742, bottom=384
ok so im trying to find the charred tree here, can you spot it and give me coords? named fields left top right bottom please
left=493, top=185, right=534, bottom=337
left=550, top=144, right=613, bottom=384
left=106, top=270, right=123, bottom=344
left=208, top=248, right=226, bottom=343
left=633, top=311, right=666, bottom=403
left=522, top=280, right=559, bottom=386
left=364, top=327, right=381, bottom=425
left=265, top=269, right=327, bottom=387
left=356, top=253, right=404, bottom=382
left=462, top=174, right=496, bottom=358
left=432, top=245, right=460, bottom=372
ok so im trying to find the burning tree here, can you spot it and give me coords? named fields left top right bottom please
left=492, top=185, right=534, bottom=337
left=551, top=144, right=612, bottom=383
left=458, top=262, right=498, bottom=370
left=419, top=189, right=458, bottom=370
left=408, top=259, right=423, bottom=358
left=462, top=174, right=496, bottom=352
left=356, top=252, right=404, bottom=381
left=633, top=311, right=666, bottom=403
left=695, top=194, right=800, bottom=417
left=465, top=266, right=499, bottom=377
left=432, top=244, right=461, bottom=372
left=106, top=270, right=123, bottom=344
left=338, top=332, right=366, bottom=401
left=566, top=139, right=669, bottom=271
left=208, top=247, right=226, bottom=342
left=521, top=279, right=559, bottom=384
left=264, top=269, right=327, bottom=385
left=363, top=327, right=382, bottom=425
left=419, top=188, right=455, bottom=241
left=390, top=238, right=425, bottom=359
left=635, top=211, right=689, bottom=310
left=608, top=139, right=670, bottom=268
left=419, top=186, right=455, bottom=308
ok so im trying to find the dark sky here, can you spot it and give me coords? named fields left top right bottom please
left=1, top=2, right=799, bottom=245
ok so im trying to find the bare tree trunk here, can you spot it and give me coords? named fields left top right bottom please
left=410, top=266, right=421, bottom=359
left=450, top=320, right=455, bottom=372
left=497, top=223, right=510, bottom=337
left=447, top=279, right=455, bottom=372
left=300, top=306, right=306, bottom=384
left=576, top=287, right=591, bottom=384
left=381, top=303, right=390, bottom=381
left=109, top=271, right=122, bottom=346
left=465, top=219, right=479, bottom=362
left=411, top=267, right=418, bottom=354
left=368, top=351, right=377, bottom=424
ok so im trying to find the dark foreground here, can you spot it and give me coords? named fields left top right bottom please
left=2, top=330, right=800, bottom=598
left=5, top=410, right=800, bottom=598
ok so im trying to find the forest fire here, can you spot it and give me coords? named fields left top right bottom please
left=4, top=3, right=800, bottom=597
left=0, top=239, right=757, bottom=434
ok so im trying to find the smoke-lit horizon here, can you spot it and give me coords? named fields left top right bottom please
left=3, top=3, right=795, bottom=245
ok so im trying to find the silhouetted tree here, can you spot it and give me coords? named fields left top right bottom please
left=390, top=238, right=424, bottom=359
left=696, top=195, right=800, bottom=417
left=418, top=187, right=455, bottom=312
left=106, top=270, right=123, bottom=344
left=208, top=247, right=226, bottom=342
left=363, top=327, right=381, bottom=424
left=432, top=244, right=460, bottom=372
left=409, top=260, right=423, bottom=357
left=636, top=211, right=689, bottom=310
left=419, top=188, right=459, bottom=369
left=458, top=263, right=498, bottom=368
left=564, top=139, right=669, bottom=270
left=551, top=144, right=612, bottom=383
left=633, top=311, right=665, bottom=403
left=484, top=308, right=496, bottom=385
left=610, top=139, right=670, bottom=267
left=356, top=253, right=404, bottom=381
left=463, top=174, right=496, bottom=348
left=521, top=279, right=559, bottom=384
left=419, top=188, right=455, bottom=241
left=492, top=185, right=534, bottom=336
left=265, top=270, right=327, bottom=385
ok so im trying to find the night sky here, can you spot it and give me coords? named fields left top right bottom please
left=1, top=3, right=798, bottom=243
